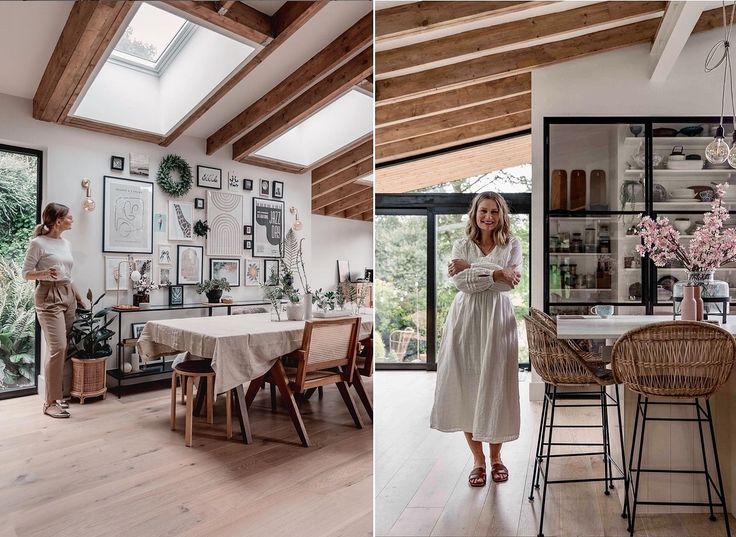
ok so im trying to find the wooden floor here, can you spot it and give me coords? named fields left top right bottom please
left=375, top=371, right=735, bottom=537
left=0, top=380, right=372, bottom=537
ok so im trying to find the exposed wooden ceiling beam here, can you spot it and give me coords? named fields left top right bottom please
left=312, top=138, right=373, bottom=185
left=650, top=2, right=704, bottom=82
left=217, top=1, right=237, bottom=16
left=376, top=1, right=550, bottom=42
left=357, top=76, right=374, bottom=94
left=378, top=2, right=665, bottom=78
left=312, top=183, right=372, bottom=212
left=376, top=110, right=531, bottom=163
left=694, top=6, right=729, bottom=33
left=343, top=199, right=373, bottom=219
left=232, top=46, right=373, bottom=161
left=321, top=188, right=373, bottom=216
left=312, top=158, right=373, bottom=199
left=207, top=13, right=372, bottom=155
left=160, top=1, right=328, bottom=147
left=33, top=1, right=133, bottom=123
left=162, top=1, right=272, bottom=44
left=377, top=18, right=661, bottom=104
left=63, top=116, right=162, bottom=145
left=359, top=210, right=373, bottom=222
left=241, top=155, right=306, bottom=174
left=377, top=92, right=530, bottom=145
left=375, top=74, right=530, bottom=127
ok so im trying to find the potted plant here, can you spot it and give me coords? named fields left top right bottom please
left=281, top=270, right=303, bottom=320
left=67, top=289, right=116, bottom=403
left=281, top=230, right=312, bottom=319
left=196, top=278, right=231, bottom=303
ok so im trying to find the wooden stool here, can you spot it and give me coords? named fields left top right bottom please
left=170, top=361, right=232, bottom=447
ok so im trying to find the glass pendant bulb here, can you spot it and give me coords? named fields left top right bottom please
left=706, top=125, right=730, bottom=164
left=728, top=131, right=736, bottom=168
left=82, top=197, right=96, bottom=212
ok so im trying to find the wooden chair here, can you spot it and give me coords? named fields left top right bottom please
left=389, top=327, right=414, bottom=361
left=351, top=332, right=373, bottom=420
left=611, top=321, right=735, bottom=537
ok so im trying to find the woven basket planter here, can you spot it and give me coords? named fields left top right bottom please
left=70, top=356, right=108, bottom=404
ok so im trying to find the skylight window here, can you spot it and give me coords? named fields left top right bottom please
left=111, top=3, right=193, bottom=74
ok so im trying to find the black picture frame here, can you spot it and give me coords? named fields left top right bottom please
left=365, top=268, right=373, bottom=282
left=209, top=258, right=241, bottom=287
left=272, top=180, right=284, bottom=199
left=197, top=165, right=222, bottom=189
left=264, top=259, right=280, bottom=285
left=111, top=155, right=124, bottom=171
left=244, top=239, right=253, bottom=250
left=260, top=179, right=269, bottom=197
left=131, top=322, right=146, bottom=339
left=176, top=245, right=203, bottom=285
left=243, top=178, right=253, bottom=191
left=252, top=197, right=284, bottom=258
left=168, top=285, right=184, bottom=306
left=244, top=225, right=253, bottom=235
left=194, top=197, right=205, bottom=209
left=102, top=175, right=154, bottom=254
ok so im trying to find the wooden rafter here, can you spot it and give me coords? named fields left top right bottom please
left=377, top=2, right=665, bottom=78
left=376, top=92, right=530, bottom=145
left=376, top=110, right=531, bottom=163
left=376, top=1, right=550, bottom=42
left=321, top=188, right=373, bottom=216
left=312, top=183, right=372, bottom=212
left=312, top=158, right=373, bottom=199
left=207, top=13, right=372, bottom=155
left=343, top=199, right=373, bottom=219
left=33, top=1, right=133, bottom=123
left=312, top=138, right=373, bottom=185
left=232, top=46, right=373, bottom=161
left=241, top=155, right=305, bottom=174
left=161, top=1, right=273, bottom=44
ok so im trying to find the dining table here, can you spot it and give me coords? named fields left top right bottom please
left=556, top=314, right=736, bottom=341
left=137, top=311, right=374, bottom=447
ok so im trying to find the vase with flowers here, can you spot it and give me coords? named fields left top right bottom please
left=636, top=183, right=734, bottom=319
left=132, top=274, right=159, bottom=306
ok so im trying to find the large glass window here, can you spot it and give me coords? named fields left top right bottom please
left=0, top=144, right=41, bottom=398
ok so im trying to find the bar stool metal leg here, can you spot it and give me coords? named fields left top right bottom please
left=529, top=383, right=550, bottom=500
left=629, top=396, right=649, bottom=536
left=615, top=384, right=630, bottom=523
left=695, top=398, right=716, bottom=522
left=604, top=388, right=615, bottom=491
left=705, top=399, right=732, bottom=537
left=537, top=385, right=558, bottom=537
left=600, top=386, right=610, bottom=495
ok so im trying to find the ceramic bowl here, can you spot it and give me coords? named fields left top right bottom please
left=653, top=127, right=678, bottom=137
left=674, top=219, right=690, bottom=233
left=679, top=126, right=704, bottom=137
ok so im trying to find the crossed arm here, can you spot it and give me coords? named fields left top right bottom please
left=448, top=239, right=523, bottom=293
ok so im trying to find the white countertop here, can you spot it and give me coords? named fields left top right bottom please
left=556, top=314, right=736, bottom=339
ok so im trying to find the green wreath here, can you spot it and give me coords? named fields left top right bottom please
left=156, top=154, right=192, bottom=197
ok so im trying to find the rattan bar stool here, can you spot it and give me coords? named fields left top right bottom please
left=170, top=360, right=233, bottom=447
left=525, top=308, right=629, bottom=537
left=611, top=321, right=735, bottom=537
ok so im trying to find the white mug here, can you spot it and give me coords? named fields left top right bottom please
left=591, top=305, right=614, bottom=318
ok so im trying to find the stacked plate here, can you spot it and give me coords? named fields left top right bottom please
left=669, top=188, right=695, bottom=200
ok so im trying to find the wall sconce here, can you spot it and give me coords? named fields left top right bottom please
left=81, top=179, right=95, bottom=212
left=290, top=206, right=303, bottom=231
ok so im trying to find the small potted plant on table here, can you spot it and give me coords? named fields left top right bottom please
left=196, top=278, right=231, bottom=303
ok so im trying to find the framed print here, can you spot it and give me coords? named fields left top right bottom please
left=272, top=180, right=284, bottom=199
left=168, top=201, right=193, bottom=241
left=194, top=198, right=205, bottom=210
left=264, top=259, right=280, bottom=286
left=244, top=225, right=253, bottom=236
left=260, top=179, right=269, bottom=197
left=210, top=258, right=240, bottom=287
left=159, top=267, right=172, bottom=287
left=197, top=165, right=222, bottom=189
left=168, top=285, right=184, bottom=306
left=243, top=179, right=253, bottom=191
left=244, top=239, right=252, bottom=250
left=131, top=322, right=146, bottom=339
left=102, top=175, right=154, bottom=253
left=365, top=268, right=373, bottom=282
left=104, top=255, right=129, bottom=291
left=227, top=172, right=240, bottom=190
left=206, top=191, right=243, bottom=257
left=130, top=153, right=149, bottom=176
left=337, top=259, right=350, bottom=283
left=133, top=257, right=152, bottom=277
left=252, top=197, right=283, bottom=258
left=158, top=244, right=173, bottom=265
left=154, top=213, right=166, bottom=233
left=244, top=259, right=262, bottom=287
left=176, top=245, right=203, bottom=285
left=111, top=155, right=124, bottom=171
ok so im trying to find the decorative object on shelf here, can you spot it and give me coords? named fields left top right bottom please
left=207, top=191, right=243, bottom=256
left=156, top=154, right=192, bottom=197
left=158, top=244, right=173, bottom=265
left=194, top=198, right=204, bottom=210
left=193, top=219, right=209, bottom=238
left=130, top=153, right=149, bottom=177
left=272, top=180, right=284, bottom=199
left=628, top=282, right=642, bottom=301
left=670, top=189, right=695, bottom=200
left=673, top=218, right=691, bottom=233
left=103, top=176, right=154, bottom=253
left=550, top=169, right=567, bottom=210
left=244, top=259, right=262, bottom=286
left=589, top=170, right=607, bottom=210
left=264, top=259, right=280, bottom=285
left=653, top=127, right=678, bottom=137
left=159, top=267, right=171, bottom=287
left=279, top=229, right=312, bottom=318
left=657, top=275, right=678, bottom=298
left=260, top=179, right=270, bottom=197
left=243, top=178, right=253, bottom=191
left=653, top=183, right=668, bottom=202
left=252, top=197, right=283, bottom=258
left=699, top=190, right=716, bottom=202
left=176, top=245, right=203, bottom=285
left=244, top=239, right=253, bottom=250
left=629, top=125, right=643, bottom=137
left=569, top=170, right=586, bottom=211
left=244, top=225, right=253, bottom=235
left=210, top=258, right=240, bottom=287
left=168, top=200, right=193, bottom=241
left=337, top=259, right=350, bottom=283
left=81, top=178, right=95, bottom=212
left=105, top=255, right=129, bottom=291
left=666, top=159, right=705, bottom=170
left=621, top=178, right=644, bottom=209
left=131, top=323, right=146, bottom=339
left=131, top=265, right=158, bottom=306
left=196, top=278, right=231, bottom=304
left=196, top=165, right=222, bottom=189
left=679, top=125, right=704, bottom=137
left=168, top=285, right=184, bottom=306
left=111, top=155, right=124, bottom=171
left=154, top=213, right=166, bottom=233
left=631, top=140, right=663, bottom=169
left=289, top=206, right=303, bottom=231
left=680, top=285, right=701, bottom=321
left=227, top=171, right=240, bottom=190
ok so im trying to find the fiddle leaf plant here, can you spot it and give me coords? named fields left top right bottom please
left=67, top=289, right=116, bottom=359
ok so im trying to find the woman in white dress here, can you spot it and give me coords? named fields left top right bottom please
left=430, top=192, right=522, bottom=487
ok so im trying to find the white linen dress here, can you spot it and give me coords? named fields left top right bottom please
left=430, top=236, right=522, bottom=443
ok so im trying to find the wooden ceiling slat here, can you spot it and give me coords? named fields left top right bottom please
left=376, top=93, right=530, bottom=145
left=343, top=199, right=373, bottom=219
left=312, top=158, right=373, bottom=199
left=163, top=1, right=273, bottom=44
left=240, top=155, right=306, bottom=174
left=375, top=74, right=530, bottom=127
left=376, top=1, right=549, bottom=41
left=694, top=7, right=729, bottom=33
left=321, top=188, right=373, bottom=216
left=312, top=183, right=372, bottom=212
left=377, top=2, right=665, bottom=77
left=376, top=110, right=531, bottom=163
left=207, top=13, right=372, bottom=155
left=312, top=138, right=373, bottom=185
left=63, top=117, right=162, bottom=145
left=160, top=1, right=328, bottom=147
left=377, top=18, right=661, bottom=104
left=232, top=46, right=373, bottom=161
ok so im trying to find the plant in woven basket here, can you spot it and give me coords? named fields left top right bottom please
left=156, top=154, right=192, bottom=197
left=68, top=290, right=116, bottom=359
left=193, top=219, right=209, bottom=238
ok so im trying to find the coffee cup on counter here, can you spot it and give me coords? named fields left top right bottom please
left=591, top=305, right=614, bottom=318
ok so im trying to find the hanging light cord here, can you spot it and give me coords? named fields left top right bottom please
left=705, top=1, right=736, bottom=130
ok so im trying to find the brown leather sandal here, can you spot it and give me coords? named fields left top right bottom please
left=468, top=466, right=486, bottom=487
left=491, top=462, right=509, bottom=483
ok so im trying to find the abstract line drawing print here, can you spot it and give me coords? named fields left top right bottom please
left=113, top=195, right=144, bottom=241
left=207, top=191, right=243, bottom=256
left=169, top=201, right=193, bottom=241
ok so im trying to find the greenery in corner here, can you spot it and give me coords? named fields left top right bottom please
left=0, top=259, right=36, bottom=388
left=193, top=219, right=209, bottom=238
left=196, top=278, right=231, bottom=294
left=68, top=290, right=116, bottom=359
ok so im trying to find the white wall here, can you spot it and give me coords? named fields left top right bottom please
left=311, top=214, right=373, bottom=291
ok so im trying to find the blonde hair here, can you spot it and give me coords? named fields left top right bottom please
left=34, top=203, right=69, bottom=237
left=465, top=192, right=512, bottom=247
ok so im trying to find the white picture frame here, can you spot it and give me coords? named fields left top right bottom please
left=102, top=176, right=154, bottom=253
left=168, top=201, right=193, bottom=241
left=210, top=258, right=241, bottom=287
left=244, top=258, right=262, bottom=287
left=176, top=245, right=203, bottom=285
left=159, top=267, right=172, bottom=287
left=104, top=255, right=129, bottom=291
left=158, top=244, right=173, bottom=266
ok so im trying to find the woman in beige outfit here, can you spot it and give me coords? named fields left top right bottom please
left=22, top=203, right=85, bottom=418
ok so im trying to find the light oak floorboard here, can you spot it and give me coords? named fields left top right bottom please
left=375, top=371, right=734, bottom=537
